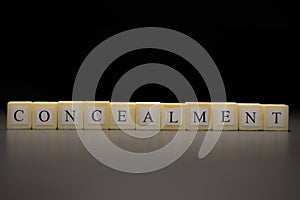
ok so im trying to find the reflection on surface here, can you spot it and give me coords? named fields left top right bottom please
left=103, top=130, right=177, bottom=153
left=4, top=129, right=289, bottom=156
left=1, top=129, right=296, bottom=200
left=202, top=131, right=289, bottom=159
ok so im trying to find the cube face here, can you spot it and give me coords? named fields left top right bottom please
left=212, top=103, right=238, bottom=130
left=161, top=103, right=186, bottom=130
left=109, top=103, right=136, bottom=130
left=263, top=104, right=289, bottom=131
left=186, top=102, right=212, bottom=130
left=58, top=101, right=84, bottom=129
left=32, top=102, right=58, bottom=129
left=238, top=103, right=262, bottom=130
left=7, top=101, right=32, bottom=129
left=135, top=102, right=161, bottom=130
left=83, top=101, right=110, bottom=129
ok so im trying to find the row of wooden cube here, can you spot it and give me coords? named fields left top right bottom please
left=6, top=101, right=289, bottom=131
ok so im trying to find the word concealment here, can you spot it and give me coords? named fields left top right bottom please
left=6, top=101, right=289, bottom=131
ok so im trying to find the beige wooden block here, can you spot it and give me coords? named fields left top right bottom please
left=185, top=102, right=212, bottom=130
left=83, top=101, right=110, bottom=129
left=212, top=102, right=238, bottom=130
left=238, top=103, right=263, bottom=130
left=109, top=102, right=136, bottom=130
left=58, top=101, right=84, bottom=129
left=7, top=101, right=32, bottom=129
left=135, top=102, right=161, bottom=130
left=263, top=104, right=289, bottom=131
left=161, top=103, right=186, bottom=130
left=32, top=102, right=58, bottom=129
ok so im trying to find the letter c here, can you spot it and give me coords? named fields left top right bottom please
left=14, top=110, right=24, bottom=122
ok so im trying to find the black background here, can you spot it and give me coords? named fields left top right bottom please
left=0, top=2, right=296, bottom=108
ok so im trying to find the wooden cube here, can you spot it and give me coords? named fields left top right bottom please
left=263, top=104, right=289, bottom=131
left=135, top=102, right=161, bottom=130
left=212, top=102, right=238, bottom=130
left=58, top=101, right=84, bottom=129
left=109, top=102, right=136, bottom=130
left=32, top=102, right=58, bottom=129
left=7, top=101, right=32, bottom=129
left=238, top=103, right=263, bottom=130
left=185, top=102, right=212, bottom=130
left=83, top=101, right=110, bottom=129
left=161, top=103, right=186, bottom=130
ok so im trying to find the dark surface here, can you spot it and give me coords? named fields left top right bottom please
left=1, top=110, right=300, bottom=200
